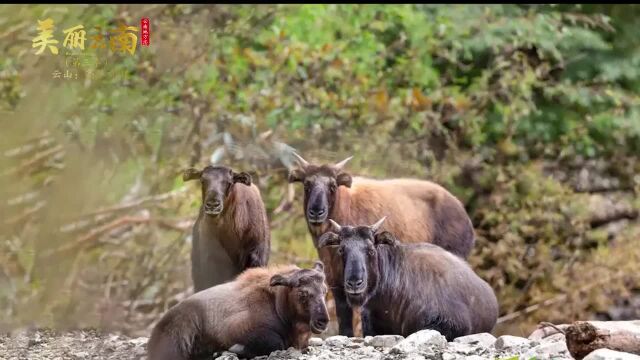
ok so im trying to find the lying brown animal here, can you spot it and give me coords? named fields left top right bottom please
left=184, top=165, right=270, bottom=292
left=147, top=262, right=329, bottom=360
left=319, top=218, right=498, bottom=340
left=288, top=154, right=475, bottom=336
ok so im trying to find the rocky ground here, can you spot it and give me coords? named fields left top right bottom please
left=0, top=329, right=147, bottom=360
left=2, top=328, right=640, bottom=360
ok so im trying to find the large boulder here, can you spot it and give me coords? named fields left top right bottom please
left=494, top=335, right=535, bottom=351
left=364, top=335, right=404, bottom=348
left=583, top=349, right=640, bottom=360
left=453, top=333, right=497, bottom=348
left=390, top=330, right=447, bottom=355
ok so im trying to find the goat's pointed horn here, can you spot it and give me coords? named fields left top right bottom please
left=334, top=156, right=353, bottom=170
left=328, top=219, right=342, bottom=233
left=292, top=152, right=309, bottom=168
left=371, top=216, right=387, bottom=233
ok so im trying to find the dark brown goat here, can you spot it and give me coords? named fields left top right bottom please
left=184, top=165, right=270, bottom=292
left=319, top=218, right=498, bottom=340
left=288, top=153, right=475, bottom=335
left=147, top=262, right=330, bottom=360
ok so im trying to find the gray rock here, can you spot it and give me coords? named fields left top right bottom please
left=447, top=341, right=484, bottom=356
left=73, top=351, right=89, bottom=359
left=453, top=333, right=497, bottom=348
left=519, top=340, right=570, bottom=360
left=390, top=330, right=447, bottom=354
left=365, top=335, right=404, bottom=348
left=583, top=349, right=640, bottom=360
left=324, top=335, right=351, bottom=347
left=128, top=337, right=147, bottom=346
left=228, top=344, right=245, bottom=355
left=215, top=351, right=239, bottom=360
left=286, top=348, right=304, bottom=358
left=308, top=337, right=324, bottom=346
left=442, top=355, right=486, bottom=360
left=539, top=333, right=566, bottom=344
left=27, top=332, right=43, bottom=348
left=128, top=336, right=148, bottom=357
left=442, top=354, right=459, bottom=360
left=463, top=356, right=489, bottom=360
left=351, top=345, right=384, bottom=360
left=494, top=335, right=534, bottom=351
left=268, top=347, right=302, bottom=359
left=403, top=354, right=427, bottom=360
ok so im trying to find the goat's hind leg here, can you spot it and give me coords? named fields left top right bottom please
left=412, top=305, right=472, bottom=341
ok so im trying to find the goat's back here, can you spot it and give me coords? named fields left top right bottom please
left=337, top=176, right=474, bottom=257
left=401, top=244, right=498, bottom=334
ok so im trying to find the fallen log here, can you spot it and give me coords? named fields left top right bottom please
left=590, top=208, right=639, bottom=228
left=529, top=322, right=570, bottom=341
left=565, top=321, right=640, bottom=360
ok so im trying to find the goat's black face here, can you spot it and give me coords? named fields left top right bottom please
left=288, top=156, right=353, bottom=227
left=301, top=169, right=339, bottom=225
left=183, top=165, right=251, bottom=217
left=341, top=228, right=376, bottom=301
left=318, top=219, right=389, bottom=307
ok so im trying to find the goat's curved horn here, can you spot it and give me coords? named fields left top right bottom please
left=371, top=216, right=387, bottom=233
left=292, top=152, right=309, bottom=168
left=328, top=219, right=342, bottom=233
left=334, top=156, right=353, bottom=170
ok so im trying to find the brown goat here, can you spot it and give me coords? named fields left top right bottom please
left=147, top=262, right=330, bottom=360
left=184, top=165, right=270, bottom=292
left=319, top=218, right=498, bottom=340
left=288, top=154, right=475, bottom=336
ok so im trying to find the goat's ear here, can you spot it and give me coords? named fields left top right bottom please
left=336, top=172, right=352, bottom=188
left=183, top=167, right=202, bottom=181
left=270, top=274, right=299, bottom=288
left=232, top=171, right=252, bottom=186
left=312, top=261, right=325, bottom=273
left=318, top=232, right=341, bottom=248
left=374, top=231, right=398, bottom=247
left=288, top=168, right=305, bottom=183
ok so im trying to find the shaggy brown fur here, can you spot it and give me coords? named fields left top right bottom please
left=319, top=221, right=498, bottom=340
left=288, top=155, right=475, bottom=336
left=185, top=165, right=271, bottom=292
left=147, top=263, right=329, bottom=360
left=315, top=177, right=473, bottom=256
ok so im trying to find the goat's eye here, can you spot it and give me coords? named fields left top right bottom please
left=368, top=248, right=375, bottom=256
left=329, top=183, right=337, bottom=193
left=337, top=247, right=344, bottom=255
left=299, top=291, right=309, bottom=300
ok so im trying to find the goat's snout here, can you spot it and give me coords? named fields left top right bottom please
left=345, top=278, right=365, bottom=293
left=204, top=197, right=223, bottom=215
left=311, top=308, right=329, bottom=334
left=307, top=207, right=327, bottom=224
